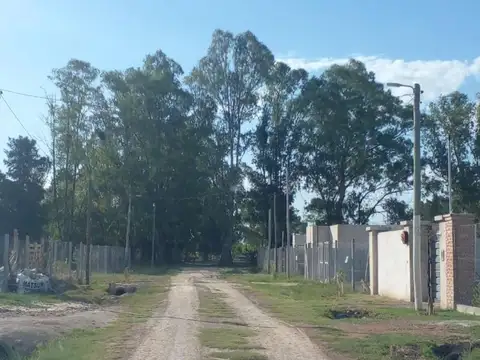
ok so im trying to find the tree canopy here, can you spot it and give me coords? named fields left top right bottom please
left=1, top=29, right=479, bottom=263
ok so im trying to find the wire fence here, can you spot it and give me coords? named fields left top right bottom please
left=0, top=231, right=127, bottom=292
left=257, top=238, right=370, bottom=292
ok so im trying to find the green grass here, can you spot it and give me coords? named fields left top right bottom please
left=208, top=350, right=268, bottom=360
left=332, top=334, right=438, bottom=360
left=0, top=292, right=60, bottom=307
left=197, top=286, right=265, bottom=359
left=199, top=328, right=261, bottom=350
left=222, top=270, right=480, bottom=360
left=198, top=288, right=238, bottom=320
left=28, top=267, right=176, bottom=360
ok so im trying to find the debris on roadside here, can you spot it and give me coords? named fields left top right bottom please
left=15, top=268, right=51, bottom=294
left=0, top=267, right=52, bottom=294
left=107, top=282, right=137, bottom=296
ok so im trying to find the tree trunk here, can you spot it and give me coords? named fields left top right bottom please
left=219, top=244, right=233, bottom=266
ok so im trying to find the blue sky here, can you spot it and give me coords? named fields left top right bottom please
left=1, top=0, right=480, bottom=222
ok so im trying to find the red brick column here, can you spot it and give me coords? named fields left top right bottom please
left=438, top=214, right=476, bottom=309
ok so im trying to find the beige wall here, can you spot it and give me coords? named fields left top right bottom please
left=337, top=224, right=369, bottom=248
left=306, top=224, right=369, bottom=283
left=306, top=224, right=367, bottom=245
left=306, top=225, right=331, bottom=245
left=292, top=234, right=306, bottom=247
left=377, top=229, right=411, bottom=301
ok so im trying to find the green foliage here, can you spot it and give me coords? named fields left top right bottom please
left=0, top=136, right=50, bottom=237
left=4, top=28, right=480, bottom=266
left=232, top=243, right=257, bottom=265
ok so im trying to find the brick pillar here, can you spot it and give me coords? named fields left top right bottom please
left=436, top=213, right=476, bottom=309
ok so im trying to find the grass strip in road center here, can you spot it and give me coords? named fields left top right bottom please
left=197, top=284, right=267, bottom=360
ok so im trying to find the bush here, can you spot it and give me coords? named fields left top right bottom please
left=232, top=243, right=257, bottom=265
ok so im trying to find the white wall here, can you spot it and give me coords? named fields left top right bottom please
left=377, top=229, right=411, bottom=301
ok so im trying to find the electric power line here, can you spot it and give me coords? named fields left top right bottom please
left=0, top=94, right=51, bottom=157
left=0, top=88, right=54, bottom=101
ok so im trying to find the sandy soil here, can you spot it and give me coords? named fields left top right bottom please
left=0, top=303, right=116, bottom=357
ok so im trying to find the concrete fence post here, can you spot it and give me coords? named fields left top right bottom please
left=40, top=237, right=45, bottom=269
left=104, top=246, right=108, bottom=273
left=2, top=234, right=10, bottom=292
left=13, top=229, right=19, bottom=271
left=25, top=235, right=30, bottom=269
left=80, top=243, right=83, bottom=281
left=68, top=242, right=73, bottom=278
left=351, top=238, right=355, bottom=291
left=303, top=244, right=307, bottom=279
left=47, top=240, right=53, bottom=276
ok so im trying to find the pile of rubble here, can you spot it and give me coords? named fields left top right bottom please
left=0, top=266, right=51, bottom=294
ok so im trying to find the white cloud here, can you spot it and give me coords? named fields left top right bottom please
left=279, top=55, right=480, bottom=101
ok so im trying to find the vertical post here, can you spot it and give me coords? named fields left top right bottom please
left=427, top=234, right=434, bottom=315
left=125, top=189, right=132, bottom=269
left=304, top=243, right=308, bottom=279
left=68, top=242, right=73, bottom=278
left=286, top=164, right=291, bottom=279
left=48, top=240, right=53, bottom=276
left=334, top=240, right=338, bottom=276
left=52, top=241, right=58, bottom=276
left=273, top=193, right=277, bottom=273
left=25, top=235, right=30, bottom=269
left=2, top=234, right=10, bottom=292
left=85, top=168, right=92, bottom=285
left=281, top=231, right=285, bottom=273
left=151, top=202, right=156, bottom=269
left=322, top=241, right=326, bottom=281
left=267, top=208, right=272, bottom=273
left=413, top=83, right=423, bottom=310
left=351, top=238, right=355, bottom=291
left=40, top=237, right=45, bottom=269
left=447, top=135, right=453, bottom=213
left=312, top=242, right=316, bottom=281
left=104, top=246, right=108, bottom=273
left=13, top=229, right=19, bottom=272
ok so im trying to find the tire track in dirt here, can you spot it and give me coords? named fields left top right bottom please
left=197, top=270, right=329, bottom=360
left=129, top=271, right=201, bottom=360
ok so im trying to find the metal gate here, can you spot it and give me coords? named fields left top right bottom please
left=432, top=231, right=441, bottom=301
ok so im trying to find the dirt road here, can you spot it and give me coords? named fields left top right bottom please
left=198, top=270, right=328, bottom=360
left=129, top=271, right=202, bottom=360
left=130, top=269, right=328, bottom=360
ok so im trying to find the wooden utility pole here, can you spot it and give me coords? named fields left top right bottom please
left=273, top=193, right=278, bottom=273
left=125, top=189, right=132, bottom=269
